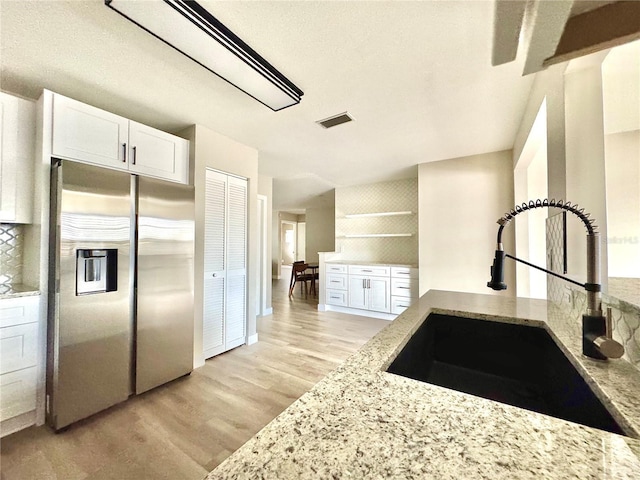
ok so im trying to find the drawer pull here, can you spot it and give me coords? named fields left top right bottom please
left=362, top=269, right=372, bottom=272
left=330, top=296, right=341, bottom=300
left=398, top=304, right=409, bottom=308
left=398, top=286, right=410, bottom=289
left=331, top=280, right=340, bottom=283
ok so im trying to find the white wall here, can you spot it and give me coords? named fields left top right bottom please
left=296, top=222, right=306, bottom=262
left=418, top=150, right=516, bottom=296
left=605, top=130, right=640, bottom=277
left=564, top=55, right=609, bottom=284
left=258, top=175, right=273, bottom=312
left=305, top=206, right=335, bottom=264
left=180, top=124, right=259, bottom=368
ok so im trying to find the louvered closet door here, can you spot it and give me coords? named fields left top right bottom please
left=203, top=170, right=227, bottom=359
left=225, top=176, right=247, bottom=349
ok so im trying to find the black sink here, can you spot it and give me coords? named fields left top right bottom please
left=387, top=313, right=626, bottom=435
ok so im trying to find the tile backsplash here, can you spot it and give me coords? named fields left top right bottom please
left=0, top=223, right=24, bottom=293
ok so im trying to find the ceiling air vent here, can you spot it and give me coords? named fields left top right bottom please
left=316, top=112, right=354, bottom=129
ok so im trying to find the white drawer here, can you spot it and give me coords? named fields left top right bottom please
left=0, top=366, right=37, bottom=422
left=326, top=273, right=347, bottom=290
left=348, top=265, right=390, bottom=277
left=326, top=289, right=348, bottom=307
left=326, top=264, right=347, bottom=274
left=391, top=278, right=417, bottom=298
left=0, top=322, right=39, bottom=375
left=0, top=296, right=40, bottom=328
left=391, top=296, right=414, bottom=315
left=391, top=267, right=418, bottom=279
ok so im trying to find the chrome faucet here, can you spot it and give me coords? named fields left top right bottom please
left=487, top=199, right=624, bottom=360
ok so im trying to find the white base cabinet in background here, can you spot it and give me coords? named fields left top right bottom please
left=325, top=263, right=417, bottom=319
left=0, top=92, right=36, bottom=223
left=0, top=295, right=41, bottom=437
left=202, top=170, right=248, bottom=359
left=51, top=92, right=189, bottom=184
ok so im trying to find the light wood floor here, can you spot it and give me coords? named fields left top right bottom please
left=0, top=275, right=388, bottom=479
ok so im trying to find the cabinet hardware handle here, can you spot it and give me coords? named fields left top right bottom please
left=398, top=304, right=408, bottom=308
left=398, top=286, right=410, bottom=289
left=132, top=146, right=137, bottom=165
left=367, top=279, right=371, bottom=288
left=362, top=269, right=372, bottom=272
left=122, top=143, right=127, bottom=162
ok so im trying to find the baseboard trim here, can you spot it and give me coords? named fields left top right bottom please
left=247, top=333, right=259, bottom=345
left=323, top=305, right=396, bottom=321
left=317, top=304, right=327, bottom=312
left=262, top=307, right=273, bottom=316
left=272, top=275, right=281, bottom=280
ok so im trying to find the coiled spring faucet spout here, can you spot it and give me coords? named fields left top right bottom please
left=487, top=199, right=624, bottom=360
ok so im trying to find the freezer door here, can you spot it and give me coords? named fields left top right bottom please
left=136, top=176, right=194, bottom=394
left=48, top=161, right=132, bottom=430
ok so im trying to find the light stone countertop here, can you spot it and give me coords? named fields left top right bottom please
left=0, top=283, right=40, bottom=299
left=206, top=290, right=640, bottom=479
left=326, top=261, right=418, bottom=268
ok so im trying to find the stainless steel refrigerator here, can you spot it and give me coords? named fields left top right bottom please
left=47, top=160, right=194, bottom=431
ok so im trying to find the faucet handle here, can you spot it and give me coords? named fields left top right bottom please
left=593, top=335, right=624, bottom=359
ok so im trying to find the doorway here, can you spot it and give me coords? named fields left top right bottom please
left=281, top=220, right=297, bottom=266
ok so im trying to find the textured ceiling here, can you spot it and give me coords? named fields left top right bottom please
left=0, top=0, right=534, bottom=211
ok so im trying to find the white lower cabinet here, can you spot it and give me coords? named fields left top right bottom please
left=325, top=263, right=417, bottom=317
left=0, top=295, right=41, bottom=437
left=348, top=273, right=390, bottom=313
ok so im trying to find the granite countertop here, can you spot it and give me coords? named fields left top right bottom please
left=0, top=283, right=40, bottom=299
left=206, top=290, right=640, bottom=479
left=326, top=261, right=418, bottom=268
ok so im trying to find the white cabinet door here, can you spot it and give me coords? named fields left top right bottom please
left=0, top=92, right=35, bottom=223
left=128, top=121, right=189, bottom=184
left=225, top=176, right=247, bottom=349
left=348, top=275, right=368, bottom=310
left=369, top=277, right=391, bottom=313
left=0, top=367, right=37, bottom=422
left=52, top=93, right=128, bottom=169
left=0, top=323, right=38, bottom=375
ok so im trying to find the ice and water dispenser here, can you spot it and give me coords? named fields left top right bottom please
left=76, top=249, right=118, bottom=295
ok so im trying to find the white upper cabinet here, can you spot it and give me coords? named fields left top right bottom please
left=50, top=93, right=189, bottom=184
left=0, top=92, right=36, bottom=223
left=52, top=94, right=128, bottom=169
left=128, top=121, right=188, bottom=184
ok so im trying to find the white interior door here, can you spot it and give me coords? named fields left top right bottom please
left=296, top=222, right=306, bottom=262
left=203, top=170, right=227, bottom=359
left=225, top=176, right=247, bottom=349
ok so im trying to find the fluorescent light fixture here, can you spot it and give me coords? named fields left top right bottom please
left=105, top=0, right=303, bottom=111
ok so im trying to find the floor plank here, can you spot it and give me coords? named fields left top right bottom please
left=0, top=275, right=388, bottom=479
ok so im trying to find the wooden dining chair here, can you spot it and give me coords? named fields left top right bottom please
left=289, top=261, right=313, bottom=298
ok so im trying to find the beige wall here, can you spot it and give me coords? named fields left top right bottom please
left=305, top=206, right=336, bottom=264
left=258, top=175, right=273, bottom=312
left=418, top=151, right=516, bottom=297
left=180, top=124, right=259, bottom=368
